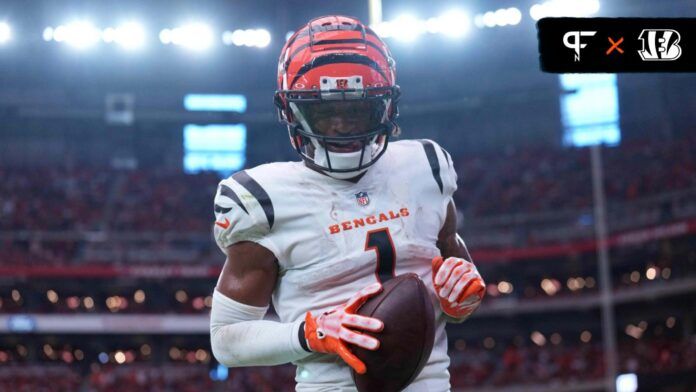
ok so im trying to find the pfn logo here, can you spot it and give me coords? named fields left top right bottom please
left=638, top=29, right=682, bottom=61
left=563, top=31, right=597, bottom=61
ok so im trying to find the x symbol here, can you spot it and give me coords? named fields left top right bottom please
left=606, top=37, right=624, bottom=55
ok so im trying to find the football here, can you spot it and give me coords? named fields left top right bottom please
left=351, top=273, right=435, bottom=392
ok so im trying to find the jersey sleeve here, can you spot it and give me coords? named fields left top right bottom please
left=415, top=139, right=458, bottom=232
left=418, top=139, right=458, bottom=200
left=212, top=172, right=279, bottom=258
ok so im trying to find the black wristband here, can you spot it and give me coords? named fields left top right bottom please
left=298, top=321, right=311, bottom=352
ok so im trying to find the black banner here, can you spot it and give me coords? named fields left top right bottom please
left=538, top=18, right=696, bottom=72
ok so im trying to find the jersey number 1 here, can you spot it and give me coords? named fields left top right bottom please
left=365, top=228, right=396, bottom=283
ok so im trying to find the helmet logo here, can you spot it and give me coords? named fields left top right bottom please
left=355, top=191, right=370, bottom=207
left=321, top=76, right=363, bottom=100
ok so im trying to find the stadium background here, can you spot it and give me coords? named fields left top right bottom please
left=0, top=0, right=694, bottom=391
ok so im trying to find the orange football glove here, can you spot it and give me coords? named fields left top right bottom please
left=432, top=256, right=485, bottom=320
left=304, top=282, right=384, bottom=374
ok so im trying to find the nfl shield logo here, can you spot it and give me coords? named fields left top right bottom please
left=355, top=192, right=370, bottom=206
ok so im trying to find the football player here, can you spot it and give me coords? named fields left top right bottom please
left=210, top=15, right=485, bottom=391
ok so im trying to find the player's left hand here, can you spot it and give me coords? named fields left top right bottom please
left=431, top=256, right=485, bottom=320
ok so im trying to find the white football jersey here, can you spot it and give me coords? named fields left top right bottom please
left=214, top=139, right=458, bottom=392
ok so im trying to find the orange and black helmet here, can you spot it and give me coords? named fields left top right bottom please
left=274, top=15, right=400, bottom=174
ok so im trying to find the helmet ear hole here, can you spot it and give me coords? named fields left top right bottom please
left=274, top=92, right=292, bottom=122
left=273, top=92, right=284, bottom=112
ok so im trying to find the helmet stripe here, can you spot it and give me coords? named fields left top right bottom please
left=284, top=19, right=383, bottom=57
left=290, top=53, right=389, bottom=88
left=284, top=39, right=388, bottom=72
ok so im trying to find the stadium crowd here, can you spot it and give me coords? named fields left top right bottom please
left=1, top=136, right=694, bottom=233
left=457, top=135, right=696, bottom=217
left=1, top=136, right=694, bottom=268
left=449, top=336, right=696, bottom=388
left=0, top=167, right=218, bottom=233
left=2, top=234, right=692, bottom=315
left=0, top=336, right=693, bottom=391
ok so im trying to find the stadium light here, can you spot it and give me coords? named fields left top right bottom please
left=507, top=8, right=523, bottom=25
left=105, top=21, right=146, bottom=50
left=114, top=351, right=126, bottom=364
left=43, top=345, right=54, bottom=358
left=499, top=8, right=522, bottom=26
left=133, top=289, right=146, bottom=303
left=209, top=364, right=229, bottom=381
left=373, top=12, right=473, bottom=40
left=645, top=266, right=657, bottom=280
left=53, top=20, right=102, bottom=49
left=391, top=14, right=424, bottom=42
left=497, top=281, right=513, bottom=294
left=625, top=324, right=644, bottom=339
left=428, top=9, right=470, bottom=38
left=159, top=29, right=172, bottom=44
left=530, top=331, right=547, bottom=346
left=530, top=0, right=600, bottom=21
left=222, top=29, right=271, bottom=48
left=580, top=330, right=592, bottom=342
left=176, top=23, right=214, bottom=51
left=257, top=29, right=272, bottom=47
left=161, top=23, right=214, bottom=51
left=83, top=297, right=94, bottom=309
left=250, top=29, right=272, bottom=47
left=494, top=9, right=509, bottom=26
left=373, top=14, right=425, bottom=42
left=665, top=316, right=676, bottom=328
left=371, top=20, right=395, bottom=39
left=483, top=12, right=497, bottom=28
left=46, top=290, right=59, bottom=303
left=475, top=8, right=522, bottom=29
left=140, top=345, right=152, bottom=356
left=0, top=22, right=11, bottom=44
left=43, top=27, right=54, bottom=41
left=102, top=28, right=116, bottom=43
left=616, top=373, right=638, bottom=392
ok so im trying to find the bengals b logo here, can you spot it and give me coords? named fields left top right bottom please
left=638, top=29, right=682, bottom=61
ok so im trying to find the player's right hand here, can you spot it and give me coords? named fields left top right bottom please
left=304, top=282, right=384, bottom=374
left=432, top=256, right=485, bottom=320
